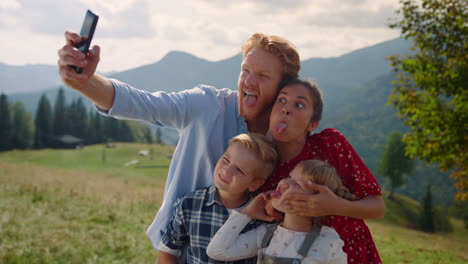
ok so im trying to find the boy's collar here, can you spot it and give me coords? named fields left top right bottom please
left=205, top=185, right=223, bottom=207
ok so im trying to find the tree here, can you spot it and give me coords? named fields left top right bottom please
left=378, top=131, right=414, bottom=200
left=388, top=0, right=468, bottom=200
left=0, top=93, right=12, bottom=151
left=34, top=94, right=52, bottom=148
left=67, top=97, right=88, bottom=140
left=145, top=127, right=154, bottom=144
left=10, top=102, right=34, bottom=149
left=420, top=184, right=435, bottom=232
left=53, top=88, right=68, bottom=137
left=155, top=127, right=162, bottom=144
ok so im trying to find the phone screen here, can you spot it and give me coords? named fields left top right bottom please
left=77, top=10, right=99, bottom=53
left=71, top=10, right=98, bottom=73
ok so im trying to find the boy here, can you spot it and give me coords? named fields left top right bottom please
left=158, top=133, right=277, bottom=264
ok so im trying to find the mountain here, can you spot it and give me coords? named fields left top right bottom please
left=319, top=72, right=455, bottom=205
left=0, top=63, right=116, bottom=94
left=0, top=63, right=61, bottom=93
left=301, top=38, right=412, bottom=105
left=302, top=37, right=412, bottom=87
left=107, top=38, right=412, bottom=95
left=7, top=86, right=88, bottom=116
left=0, top=38, right=410, bottom=96
left=108, top=51, right=242, bottom=93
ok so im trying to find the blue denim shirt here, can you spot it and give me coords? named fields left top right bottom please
left=97, top=79, right=248, bottom=249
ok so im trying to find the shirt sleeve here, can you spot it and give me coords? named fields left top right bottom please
left=207, top=210, right=267, bottom=261
left=303, top=226, right=347, bottom=264
left=98, top=79, right=222, bottom=130
left=317, top=128, right=382, bottom=198
left=158, top=197, right=189, bottom=256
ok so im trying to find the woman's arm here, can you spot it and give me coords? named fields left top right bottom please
left=280, top=183, right=385, bottom=219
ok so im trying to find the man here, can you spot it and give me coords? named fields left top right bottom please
left=57, top=32, right=300, bottom=253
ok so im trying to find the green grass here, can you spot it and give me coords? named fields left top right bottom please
left=1, top=144, right=467, bottom=263
left=0, top=143, right=174, bottom=180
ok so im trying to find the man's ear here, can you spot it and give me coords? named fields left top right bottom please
left=249, top=179, right=265, bottom=192
left=307, top=121, right=320, bottom=133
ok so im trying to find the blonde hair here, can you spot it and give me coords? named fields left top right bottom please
left=229, top=133, right=278, bottom=180
left=241, top=33, right=300, bottom=83
left=295, top=160, right=356, bottom=201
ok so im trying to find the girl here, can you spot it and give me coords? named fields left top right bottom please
left=207, top=159, right=354, bottom=263
left=261, top=78, right=385, bottom=264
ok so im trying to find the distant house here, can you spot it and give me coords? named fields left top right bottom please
left=50, top=135, right=84, bottom=149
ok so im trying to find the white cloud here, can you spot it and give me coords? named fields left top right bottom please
left=0, top=0, right=20, bottom=9
left=0, top=0, right=402, bottom=72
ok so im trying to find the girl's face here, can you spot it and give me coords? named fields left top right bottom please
left=269, top=84, right=319, bottom=143
left=271, top=166, right=314, bottom=213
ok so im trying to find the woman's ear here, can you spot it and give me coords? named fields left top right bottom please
left=307, top=121, right=319, bottom=133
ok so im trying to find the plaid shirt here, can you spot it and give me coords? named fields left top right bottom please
left=159, top=186, right=258, bottom=264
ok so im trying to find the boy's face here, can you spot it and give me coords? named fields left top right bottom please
left=214, top=142, right=265, bottom=195
left=272, top=166, right=314, bottom=213
left=269, top=84, right=319, bottom=143
left=237, top=48, right=283, bottom=123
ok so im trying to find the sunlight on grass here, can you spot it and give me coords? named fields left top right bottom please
left=368, top=220, right=468, bottom=263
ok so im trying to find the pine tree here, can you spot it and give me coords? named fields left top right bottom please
left=144, top=127, right=153, bottom=144
left=10, top=102, right=34, bottom=149
left=67, top=97, right=88, bottom=140
left=155, top=127, right=162, bottom=144
left=53, top=88, right=67, bottom=137
left=420, top=184, right=435, bottom=233
left=378, top=131, right=414, bottom=199
left=118, top=121, right=134, bottom=142
left=93, top=111, right=105, bottom=143
left=34, top=94, right=52, bottom=148
left=0, top=93, right=12, bottom=151
left=104, top=117, right=119, bottom=142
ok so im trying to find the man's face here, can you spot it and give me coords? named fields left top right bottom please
left=213, top=142, right=264, bottom=195
left=237, top=48, right=283, bottom=123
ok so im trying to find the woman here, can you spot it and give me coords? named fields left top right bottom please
left=261, top=78, right=385, bottom=264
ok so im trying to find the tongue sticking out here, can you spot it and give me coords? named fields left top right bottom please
left=274, top=122, right=288, bottom=134
left=243, top=94, right=258, bottom=107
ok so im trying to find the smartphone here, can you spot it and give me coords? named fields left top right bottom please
left=70, top=10, right=99, bottom=74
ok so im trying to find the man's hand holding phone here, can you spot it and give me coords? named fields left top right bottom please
left=58, top=10, right=100, bottom=91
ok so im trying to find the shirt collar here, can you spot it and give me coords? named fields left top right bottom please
left=205, top=185, right=223, bottom=207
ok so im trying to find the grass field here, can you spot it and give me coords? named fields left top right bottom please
left=1, top=144, right=467, bottom=263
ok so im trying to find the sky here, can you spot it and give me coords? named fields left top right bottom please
left=0, top=0, right=402, bottom=73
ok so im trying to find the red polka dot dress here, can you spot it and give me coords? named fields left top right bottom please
left=259, top=128, right=382, bottom=264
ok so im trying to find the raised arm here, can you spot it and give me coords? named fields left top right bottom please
left=207, top=210, right=265, bottom=261
left=57, top=31, right=115, bottom=110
